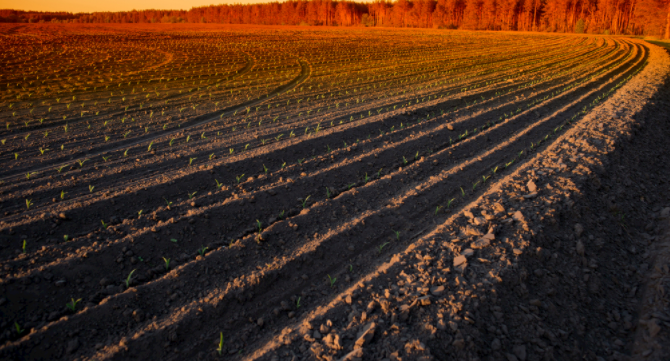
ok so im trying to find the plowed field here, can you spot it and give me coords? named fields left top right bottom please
left=1, top=24, right=669, bottom=361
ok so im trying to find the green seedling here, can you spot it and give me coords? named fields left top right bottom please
left=378, top=242, right=390, bottom=253
left=137, top=210, right=143, bottom=218
left=66, top=298, right=81, bottom=312
left=125, top=269, right=136, bottom=288
left=169, top=138, right=175, bottom=146
left=348, top=264, right=353, bottom=272
left=301, top=195, right=311, bottom=209
left=14, top=153, right=19, bottom=160
left=170, top=238, right=178, bottom=243
left=460, top=187, right=465, bottom=196
left=60, top=190, right=67, bottom=199
left=102, top=156, right=109, bottom=162
left=472, top=181, right=480, bottom=191
left=327, top=274, right=337, bottom=288
left=14, top=322, right=24, bottom=335
left=209, top=153, right=215, bottom=160
left=435, top=205, right=443, bottom=215
left=256, top=219, right=263, bottom=233
left=279, top=210, right=285, bottom=219
left=147, top=141, right=154, bottom=152
left=101, top=220, right=108, bottom=229
left=236, top=174, right=245, bottom=184
left=25, top=199, right=33, bottom=209
left=326, top=187, right=331, bottom=199
left=402, top=156, right=408, bottom=165
left=347, top=183, right=355, bottom=190
left=447, top=198, right=455, bottom=208
left=22, top=240, right=26, bottom=254
left=189, top=157, right=196, bottom=166
left=63, top=235, right=69, bottom=242
left=377, top=168, right=383, bottom=178
left=492, top=166, right=499, bottom=174
left=415, top=151, right=419, bottom=160
left=77, top=159, right=88, bottom=168
left=124, top=149, right=129, bottom=157
left=281, top=162, right=286, bottom=169
left=89, top=185, right=95, bottom=193
left=198, top=246, right=208, bottom=256
left=392, top=230, right=400, bottom=240
left=296, top=297, right=301, bottom=309
left=188, top=191, right=197, bottom=199
left=163, top=257, right=170, bottom=270
left=297, top=158, right=304, bottom=165
left=263, top=164, right=268, bottom=174
left=216, top=332, right=224, bottom=356
left=364, top=173, right=370, bottom=183
left=164, top=197, right=173, bottom=208
left=215, top=179, right=223, bottom=189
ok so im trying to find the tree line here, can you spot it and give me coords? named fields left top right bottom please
left=2, top=0, right=669, bottom=39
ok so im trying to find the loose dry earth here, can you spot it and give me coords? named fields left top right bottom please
left=0, top=24, right=669, bottom=361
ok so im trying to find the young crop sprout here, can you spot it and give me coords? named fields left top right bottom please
left=327, top=274, right=337, bottom=288
left=25, top=199, right=33, bottom=210
left=209, top=153, right=215, bottom=160
left=402, top=156, right=408, bottom=165
left=188, top=191, right=197, bottom=199
left=392, top=230, right=400, bottom=240
left=164, top=198, right=173, bottom=208
left=89, top=185, right=95, bottom=193
left=170, top=238, right=178, bottom=243
left=22, top=240, right=26, bottom=254
left=163, top=257, right=170, bottom=270
left=66, top=298, right=81, bottom=312
left=236, top=174, right=245, bottom=184
left=101, top=220, right=109, bottom=229
left=138, top=210, right=143, bottom=218
left=378, top=242, right=390, bottom=253
left=198, top=246, right=208, bottom=256
left=215, top=180, right=223, bottom=189
left=435, top=205, right=443, bottom=215
left=279, top=210, right=286, bottom=219
left=326, top=187, right=331, bottom=199
left=296, top=297, right=301, bottom=309
left=447, top=198, right=455, bottom=208
left=216, top=333, right=224, bottom=356
left=301, top=195, right=311, bottom=209
left=147, top=141, right=154, bottom=152
left=125, top=269, right=136, bottom=288
left=364, top=173, right=370, bottom=183
left=14, top=322, right=24, bottom=335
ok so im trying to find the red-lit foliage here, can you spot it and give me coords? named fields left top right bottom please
left=1, top=0, right=669, bottom=37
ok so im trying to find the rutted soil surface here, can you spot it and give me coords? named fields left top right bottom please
left=0, top=26, right=669, bottom=361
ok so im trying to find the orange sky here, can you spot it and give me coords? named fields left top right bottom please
left=2, top=0, right=275, bottom=13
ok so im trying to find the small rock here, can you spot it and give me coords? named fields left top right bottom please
left=462, top=249, right=474, bottom=258
left=575, top=223, right=584, bottom=237
left=471, top=238, right=491, bottom=249
left=513, top=344, right=527, bottom=361
left=491, top=338, right=501, bottom=350
left=430, top=286, right=445, bottom=296
left=447, top=124, right=454, bottom=131
left=513, top=249, right=523, bottom=255
left=526, top=180, right=537, bottom=193
left=493, top=203, right=505, bottom=213
left=513, top=211, right=525, bottom=222
left=58, top=212, right=68, bottom=220
left=320, top=324, right=330, bottom=334
left=576, top=240, right=585, bottom=256
left=132, top=309, right=144, bottom=322
left=354, top=322, right=376, bottom=349
left=257, top=318, right=264, bottom=327
left=313, top=330, right=322, bottom=339
left=453, top=255, right=467, bottom=267
left=66, top=338, right=79, bottom=354
left=340, top=348, right=363, bottom=361
left=281, top=301, right=291, bottom=311
left=506, top=353, right=519, bottom=361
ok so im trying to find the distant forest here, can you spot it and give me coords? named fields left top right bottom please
left=1, top=0, right=669, bottom=38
